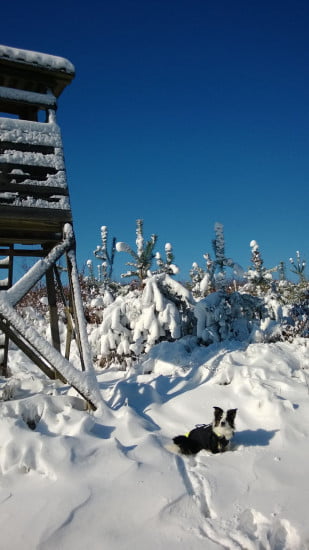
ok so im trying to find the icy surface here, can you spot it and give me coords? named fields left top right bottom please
left=0, top=336, right=308, bottom=548
left=0, top=44, right=75, bottom=75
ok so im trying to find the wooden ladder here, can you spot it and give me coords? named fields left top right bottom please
left=0, top=245, right=13, bottom=377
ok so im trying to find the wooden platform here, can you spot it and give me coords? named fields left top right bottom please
left=0, top=45, right=102, bottom=411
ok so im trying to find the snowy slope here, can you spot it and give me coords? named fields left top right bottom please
left=0, top=337, right=309, bottom=549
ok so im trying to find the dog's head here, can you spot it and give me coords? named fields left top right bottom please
left=212, top=407, right=237, bottom=440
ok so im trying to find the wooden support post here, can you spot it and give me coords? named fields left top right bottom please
left=53, top=265, right=74, bottom=360
left=0, top=316, right=57, bottom=380
left=0, top=245, right=13, bottom=377
left=66, top=252, right=85, bottom=370
left=45, top=264, right=61, bottom=353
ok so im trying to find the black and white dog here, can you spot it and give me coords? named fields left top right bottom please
left=173, top=407, right=237, bottom=455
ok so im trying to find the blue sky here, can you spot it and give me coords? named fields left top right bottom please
left=2, top=0, right=308, bottom=282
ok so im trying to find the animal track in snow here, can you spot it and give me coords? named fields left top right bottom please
left=175, top=453, right=213, bottom=520
left=174, top=452, right=301, bottom=549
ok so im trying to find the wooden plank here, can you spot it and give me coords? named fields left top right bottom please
left=0, top=301, right=100, bottom=411
left=0, top=86, right=57, bottom=109
left=45, top=265, right=61, bottom=352
left=0, top=248, right=44, bottom=257
left=0, top=315, right=60, bottom=380
left=7, top=233, right=74, bottom=306
left=66, top=253, right=85, bottom=369
left=0, top=141, right=55, bottom=154
left=0, top=234, right=62, bottom=246
left=0, top=205, right=72, bottom=224
left=0, top=246, right=12, bottom=376
left=0, top=182, right=68, bottom=197
left=0, top=162, right=58, bottom=178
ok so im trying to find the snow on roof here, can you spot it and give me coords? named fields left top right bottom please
left=0, top=44, right=75, bottom=76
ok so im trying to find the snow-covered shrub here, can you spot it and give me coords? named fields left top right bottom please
left=88, top=274, right=194, bottom=368
left=194, top=290, right=265, bottom=345
left=260, top=281, right=309, bottom=342
left=280, top=301, right=309, bottom=340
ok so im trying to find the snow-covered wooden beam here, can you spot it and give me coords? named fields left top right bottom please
left=0, top=294, right=103, bottom=412
left=0, top=118, right=63, bottom=148
left=0, top=45, right=75, bottom=77
left=7, top=224, right=74, bottom=306
left=0, top=86, right=57, bottom=109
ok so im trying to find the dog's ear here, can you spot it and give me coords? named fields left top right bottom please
left=213, top=407, right=223, bottom=424
left=227, top=409, right=237, bottom=425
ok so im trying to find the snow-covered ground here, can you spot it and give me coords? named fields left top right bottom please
left=0, top=337, right=309, bottom=549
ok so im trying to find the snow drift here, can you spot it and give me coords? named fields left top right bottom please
left=0, top=336, right=309, bottom=549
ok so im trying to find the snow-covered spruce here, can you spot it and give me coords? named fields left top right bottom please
left=190, top=223, right=243, bottom=298
left=194, top=290, right=266, bottom=345
left=89, top=274, right=193, bottom=367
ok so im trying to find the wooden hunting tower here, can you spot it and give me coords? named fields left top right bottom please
left=0, top=45, right=101, bottom=410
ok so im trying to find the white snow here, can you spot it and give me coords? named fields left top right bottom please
left=0, top=44, right=75, bottom=75
left=0, top=117, right=63, bottom=148
left=0, top=334, right=309, bottom=549
left=0, top=116, right=69, bottom=207
left=0, top=149, right=64, bottom=169
left=0, top=86, right=56, bottom=108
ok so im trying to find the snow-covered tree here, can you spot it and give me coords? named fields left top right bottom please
left=289, top=251, right=306, bottom=283
left=212, top=222, right=243, bottom=287
left=116, top=219, right=158, bottom=285
left=94, top=225, right=117, bottom=285
left=277, top=261, right=286, bottom=281
left=191, top=223, right=243, bottom=297
left=243, top=240, right=276, bottom=294
left=194, top=290, right=266, bottom=345
left=189, top=254, right=216, bottom=298
left=88, top=273, right=194, bottom=368
left=154, top=243, right=179, bottom=276
left=86, top=259, right=96, bottom=284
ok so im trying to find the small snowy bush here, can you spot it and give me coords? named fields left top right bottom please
left=194, top=290, right=265, bottom=345
left=88, top=274, right=194, bottom=368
